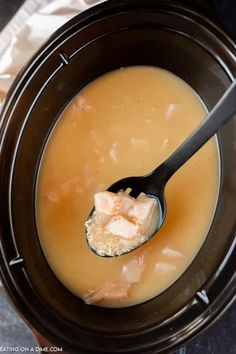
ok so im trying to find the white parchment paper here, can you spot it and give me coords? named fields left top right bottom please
left=0, top=0, right=106, bottom=111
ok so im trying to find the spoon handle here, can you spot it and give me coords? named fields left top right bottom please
left=160, top=80, right=236, bottom=181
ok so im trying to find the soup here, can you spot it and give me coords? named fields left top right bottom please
left=36, top=66, right=219, bottom=307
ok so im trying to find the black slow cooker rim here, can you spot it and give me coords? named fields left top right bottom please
left=0, top=1, right=235, bottom=353
left=0, top=0, right=236, bottom=120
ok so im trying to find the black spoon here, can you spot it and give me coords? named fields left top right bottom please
left=86, top=80, right=236, bottom=256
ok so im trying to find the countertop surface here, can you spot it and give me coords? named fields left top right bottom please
left=0, top=1, right=235, bottom=353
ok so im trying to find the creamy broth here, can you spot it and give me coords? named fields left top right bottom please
left=36, top=66, right=219, bottom=307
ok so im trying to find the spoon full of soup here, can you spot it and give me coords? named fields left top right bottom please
left=86, top=80, right=236, bottom=257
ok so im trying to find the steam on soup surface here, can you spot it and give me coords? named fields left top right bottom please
left=36, top=66, right=219, bottom=308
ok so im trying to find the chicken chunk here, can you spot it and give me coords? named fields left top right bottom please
left=117, top=192, right=135, bottom=214
left=95, top=211, right=112, bottom=226
left=162, top=246, right=183, bottom=258
left=94, top=191, right=135, bottom=219
left=94, top=191, right=120, bottom=215
left=83, top=282, right=131, bottom=304
left=128, top=193, right=156, bottom=221
left=155, top=262, right=176, bottom=274
left=105, top=215, right=140, bottom=239
left=122, top=255, right=146, bottom=283
left=87, top=190, right=158, bottom=257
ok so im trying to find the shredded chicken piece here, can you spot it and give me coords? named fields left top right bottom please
left=122, top=255, right=146, bottom=283
left=155, top=262, right=176, bottom=274
left=83, top=282, right=131, bottom=304
left=83, top=252, right=147, bottom=305
left=162, top=246, right=183, bottom=258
